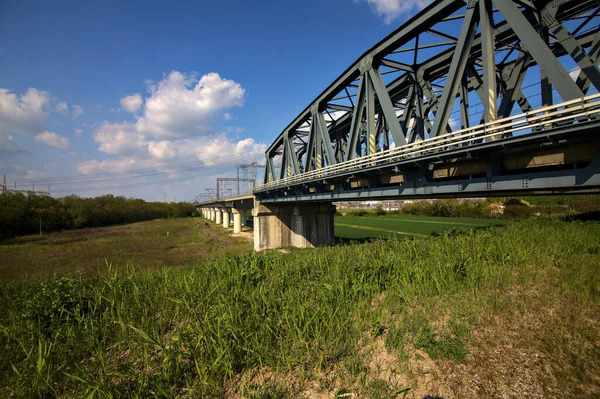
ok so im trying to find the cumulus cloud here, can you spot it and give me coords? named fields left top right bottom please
left=0, top=132, right=28, bottom=157
left=94, top=121, right=144, bottom=156
left=72, top=104, right=84, bottom=118
left=35, top=131, right=71, bottom=149
left=357, top=0, right=432, bottom=24
left=0, top=88, right=50, bottom=134
left=74, top=128, right=83, bottom=136
left=121, top=93, right=143, bottom=113
left=78, top=70, right=265, bottom=196
left=136, top=71, right=245, bottom=139
left=86, top=126, right=266, bottom=170
left=56, top=101, right=68, bottom=115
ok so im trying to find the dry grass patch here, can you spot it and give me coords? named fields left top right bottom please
left=0, top=217, right=252, bottom=281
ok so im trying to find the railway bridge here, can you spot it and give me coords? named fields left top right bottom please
left=198, top=0, right=600, bottom=251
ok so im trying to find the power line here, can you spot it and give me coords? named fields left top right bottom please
left=9, top=151, right=265, bottom=189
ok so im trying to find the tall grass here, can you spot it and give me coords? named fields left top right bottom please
left=1, top=220, right=599, bottom=397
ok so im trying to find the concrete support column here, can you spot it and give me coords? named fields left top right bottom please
left=232, top=208, right=242, bottom=234
left=215, top=208, right=222, bottom=224
left=253, top=201, right=335, bottom=251
left=210, top=209, right=215, bottom=221
left=222, top=209, right=230, bottom=228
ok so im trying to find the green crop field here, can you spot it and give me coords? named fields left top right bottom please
left=335, top=214, right=508, bottom=240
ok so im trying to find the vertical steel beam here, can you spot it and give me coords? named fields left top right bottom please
left=365, top=72, right=376, bottom=156
left=480, top=0, right=497, bottom=127
left=459, top=74, right=470, bottom=130
left=346, top=74, right=366, bottom=161
left=285, top=135, right=300, bottom=176
left=279, top=140, right=289, bottom=180
left=314, top=111, right=336, bottom=166
left=498, top=53, right=532, bottom=118
left=400, top=83, right=416, bottom=136
left=314, top=119, right=322, bottom=170
left=304, top=120, right=316, bottom=172
left=495, top=0, right=583, bottom=101
left=264, top=155, right=275, bottom=183
left=430, top=4, right=478, bottom=137
left=368, top=68, right=407, bottom=146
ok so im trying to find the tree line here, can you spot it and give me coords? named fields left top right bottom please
left=0, top=192, right=196, bottom=239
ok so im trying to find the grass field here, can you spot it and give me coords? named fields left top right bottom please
left=0, top=218, right=252, bottom=281
left=335, top=214, right=508, bottom=240
left=1, top=218, right=599, bottom=398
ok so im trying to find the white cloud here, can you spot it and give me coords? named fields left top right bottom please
left=357, top=0, right=432, bottom=24
left=80, top=133, right=266, bottom=173
left=0, top=88, right=50, bottom=134
left=94, top=122, right=144, bottom=157
left=25, top=170, right=50, bottom=179
left=121, top=93, right=143, bottom=113
left=89, top=123, right=265, bottom=165
left=0, top=132, right=28, bottom=157
left=56, top=101, right=68, bottom=115
left=136, top=71, right=245, bottom=139
left=75, top=70, right=265, bottom=200
left=35, top=131, right=71, bottom=149
left=74, top=128, right=83, bottom=136
left=72, top=104, right=84, bottom=118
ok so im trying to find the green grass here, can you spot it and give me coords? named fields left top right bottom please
left=1, top=219, right=599, bottom=397
left=335, top=214, right=508, bottom=240
left=0, top=217, right=253, bottom=281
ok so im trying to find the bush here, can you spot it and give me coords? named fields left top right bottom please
left=374, top=206, right=387, bottom=216
left=347, top=210, right=368, bottom=217
left=503, top=205, right=534, bottom=220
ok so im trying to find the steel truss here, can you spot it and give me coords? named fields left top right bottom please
left=259, top=0, right=600, bottom=199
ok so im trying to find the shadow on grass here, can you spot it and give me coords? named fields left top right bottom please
left=335, top=224, right=507, bottom=245
left=562, top=211, right=600, bottom=222
left=334, top=236, right=381, bottom=245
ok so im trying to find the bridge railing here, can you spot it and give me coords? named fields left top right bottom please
left=255, top=93, right=600, bottom=193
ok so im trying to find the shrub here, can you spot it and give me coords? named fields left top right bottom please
left=503, top=205, right=534, bottom=220
left=374, top=206, right=387, bottom=216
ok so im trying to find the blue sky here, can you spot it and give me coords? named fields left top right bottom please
left=0, top=0, right=431, bottom=201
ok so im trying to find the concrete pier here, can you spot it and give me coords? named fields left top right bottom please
left=222, top=209, right=230, bottom=228
left=232, top=209, right=242, bottom=233
left=215, top=208, right=222, bottom=224
left=253, top=201, right=335, bottom=251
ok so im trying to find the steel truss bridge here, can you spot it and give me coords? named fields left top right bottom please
left=251, top=0, right=600, bottom=203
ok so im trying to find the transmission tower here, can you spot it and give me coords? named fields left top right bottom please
left=236, top=162, right=265, bottom=195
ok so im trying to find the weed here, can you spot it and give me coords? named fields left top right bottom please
left=0, top=220, right=599, bottom=396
